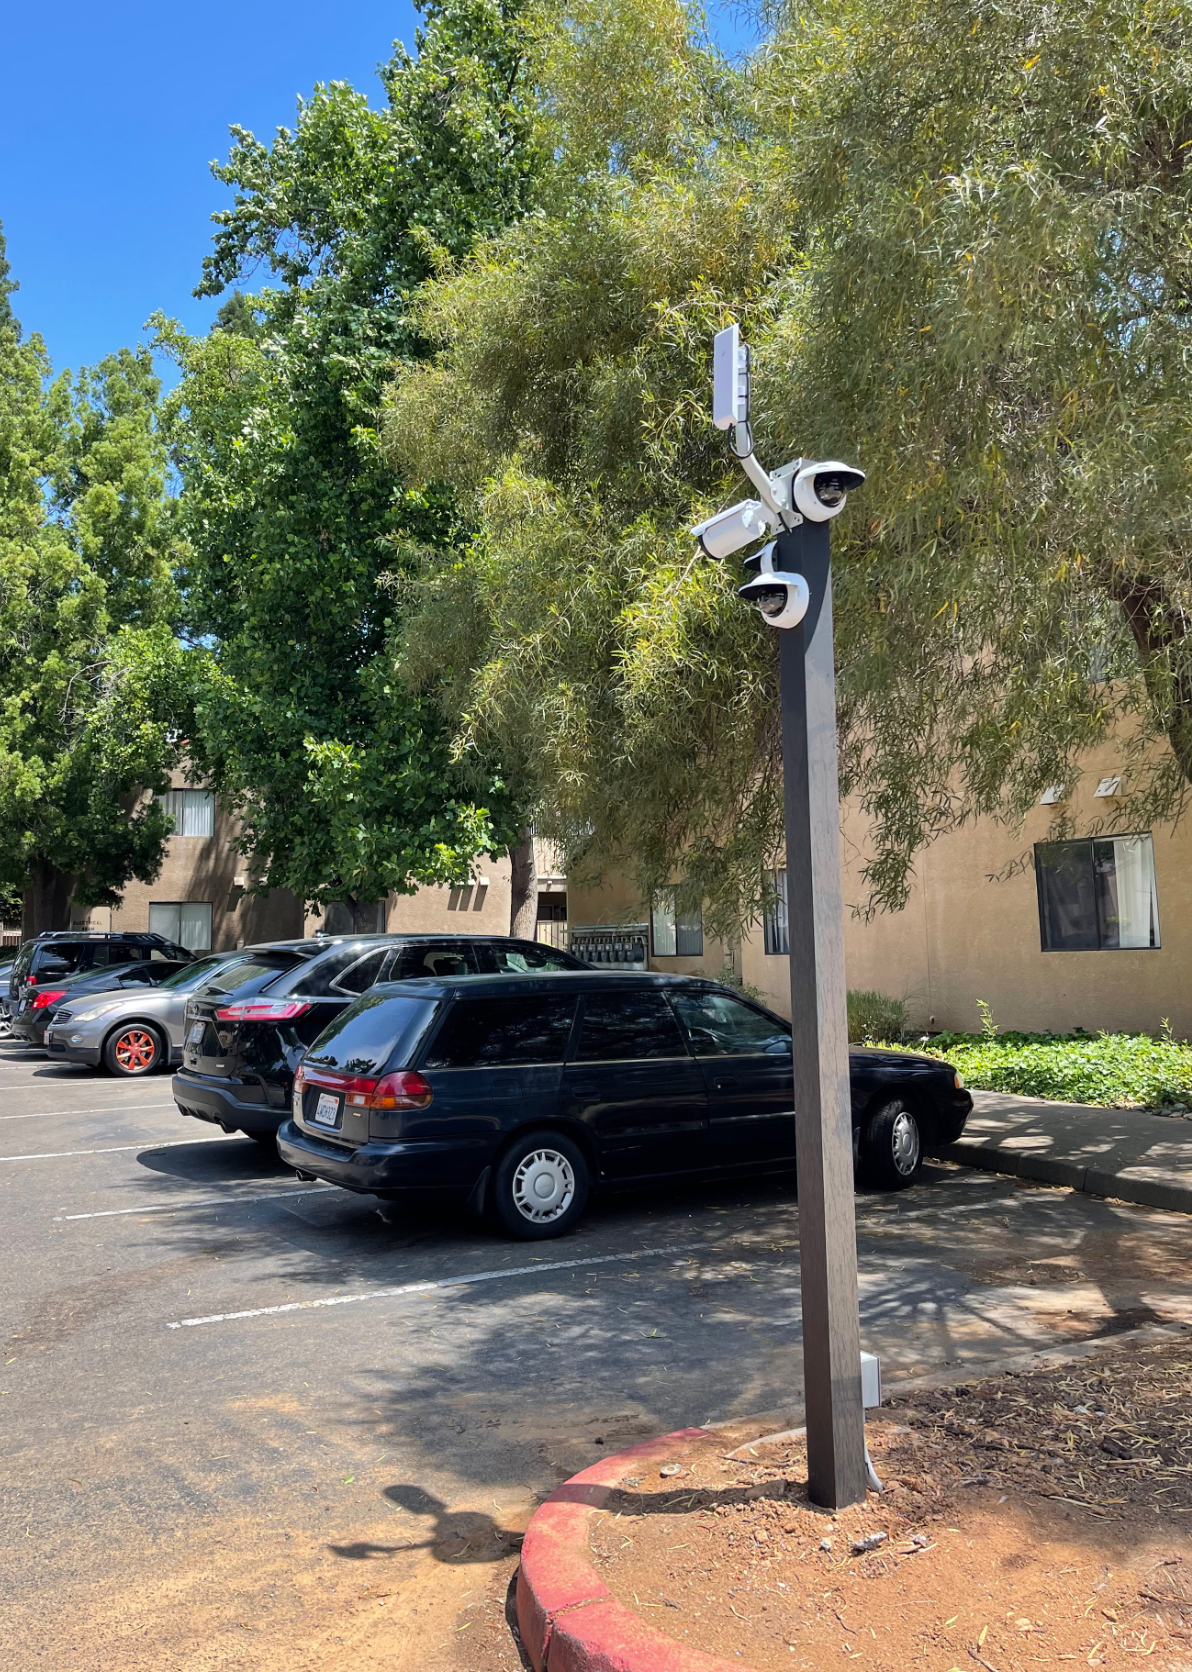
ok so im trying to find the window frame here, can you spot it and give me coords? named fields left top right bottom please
left=157, top=787, right=215, bottom=838
left=1034, top=834, right=1161, bottom=952
left=650, top=891, right=704, bottom=959
left=763, top=869, right=789, bottom=957
left=148, top=901, right=214, bottom=953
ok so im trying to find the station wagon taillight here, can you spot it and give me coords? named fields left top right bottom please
left=295, top=1065, right=432, bottom=1111
left=215, top=999, right=312, bottom=1022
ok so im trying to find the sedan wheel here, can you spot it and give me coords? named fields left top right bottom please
left=105, top=1025, right=163, bottom=1077
left=492, top=1132, right=589, bottom=1240
left=860, top=1099, right=922, bottom=1191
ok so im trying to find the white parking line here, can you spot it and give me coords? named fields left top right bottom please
left=166, top=1241, right=707, bottom=1329
left=1, top=1137, right=239, bottom=1162
left=0, top=1103, right=178, bottom=1121
left=56, top=1184, right=331, bottom=1220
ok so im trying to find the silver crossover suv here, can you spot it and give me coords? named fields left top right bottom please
left=44, top=954, right=245, bottom=1078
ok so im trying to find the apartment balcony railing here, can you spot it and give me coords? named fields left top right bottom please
left=535, top=919, right=569, bottom=950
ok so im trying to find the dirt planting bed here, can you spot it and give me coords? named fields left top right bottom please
left=588, top=1332, right=1192, bottom=1670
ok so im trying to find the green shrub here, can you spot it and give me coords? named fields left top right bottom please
left=895, top=1029, right=1192, bottom=1109
left=847, top=989, right=909, bottom=1043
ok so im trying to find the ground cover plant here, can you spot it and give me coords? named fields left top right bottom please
left=914, top=1027, right=1192, bottom=1110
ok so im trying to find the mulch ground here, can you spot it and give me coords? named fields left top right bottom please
left=589, top=1330, right=1192, bottom=1671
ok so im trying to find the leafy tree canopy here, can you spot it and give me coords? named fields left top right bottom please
left=383, top=0, right=1192, bottom=929
left=157, top=0, right=540, bottom=913
left=0, top=222, right=190, bottom=930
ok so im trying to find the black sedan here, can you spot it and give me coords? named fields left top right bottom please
left=10, top=959, right=193, bottom=1048
left=276, top=971, right=972, bottom=1239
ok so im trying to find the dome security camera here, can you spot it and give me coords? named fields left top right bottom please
left=738, top=570, right=810, bottom=630
left=790, top=461, right=866, bottom=523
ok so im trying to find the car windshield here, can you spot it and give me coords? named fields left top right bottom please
left=153, top=955, right=231, bottom=990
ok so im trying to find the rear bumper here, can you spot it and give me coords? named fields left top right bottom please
left=172, top=1071, right=286, bottom=1135
left=11, top=1012, right=49, bottom=1045
left=276, top=1119, right=487, bottom=1198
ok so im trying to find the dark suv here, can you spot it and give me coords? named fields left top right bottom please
left=8, top=932, right=193, bottom=1008
left=171, top=934, right=587, bottom=1142
left=276, top=971, right=973, bottom=1239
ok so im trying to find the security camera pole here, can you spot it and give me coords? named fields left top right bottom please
left=694, top=326, right=867, bottom=1510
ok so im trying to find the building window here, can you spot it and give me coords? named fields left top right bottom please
left=651, top=891, right=703, bottom=957
left=149, top=902, right=213, bottom=952
left=157, top=788, right=215, bottom=838
left=763, top=868, right=789, bottom=956
left=1035, top=835, right=1160, bottom=951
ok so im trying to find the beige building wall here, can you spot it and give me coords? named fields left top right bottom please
left=740, top=755, right=1191, bottom=1036
left=86, top=783, right=303, bottom=951
left=566, top=870, right=732, bottom=980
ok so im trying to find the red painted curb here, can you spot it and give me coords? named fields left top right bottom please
left=516, top=1426, right=754, bottom=1672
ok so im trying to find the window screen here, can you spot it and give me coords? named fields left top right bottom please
left=671, top=990, right=790, bottom=1056
left=763, top=869, right=789, bottom=957
left=650, top=892, right=704, bottom=958
left=149, top=902, right=213, bottom=952
left=158, top=788, right=215, bottom=837
left=422, top=996, right=577, bottom=1068
left=1036, top=836, right=1160, bottom=951
left=574, top=991, right=688, bottom=1061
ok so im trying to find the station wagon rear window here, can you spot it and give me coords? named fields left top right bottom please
left=305, top=994, right=436, bottom=1076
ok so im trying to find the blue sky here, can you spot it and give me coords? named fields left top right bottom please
left=2, top=3, right=755, bottom=386
left=1, top=3, right=422, bottom=379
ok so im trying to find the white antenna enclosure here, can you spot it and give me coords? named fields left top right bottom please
left=713, top=324, right=748, bottom=430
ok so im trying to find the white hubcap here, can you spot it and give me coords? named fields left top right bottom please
left=512, top=1149, right=575, bottom=1223
left=891, top=1111, right=920, bottom=1174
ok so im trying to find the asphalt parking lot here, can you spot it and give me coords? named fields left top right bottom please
left=3, top=1043, right=1192, bottom=1671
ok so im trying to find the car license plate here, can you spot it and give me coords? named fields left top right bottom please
left=311, top=1091, right=342, bottom=1129
left=188, top=1021, right=205, bottom=1044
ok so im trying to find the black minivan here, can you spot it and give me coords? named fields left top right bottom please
left=172, top=934, right=587, bottom=1142
left=276, top=971, right=972, bottom=1239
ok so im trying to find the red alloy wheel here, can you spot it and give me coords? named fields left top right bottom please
left=114, top=1028, right=158, bottom=1073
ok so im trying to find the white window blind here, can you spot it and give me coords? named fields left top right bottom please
left=158, top=789, right=215, bottom=837
left=650, top=892, right=703, bottom=958
left=763, top=869, right=789, bottom=956
left=149, top=902, right=213, bottom=952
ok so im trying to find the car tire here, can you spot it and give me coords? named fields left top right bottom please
left=490, top=1131, right=589, bottom=1241
left=103, top=1023, right=166, bottom=1077
left=860, top=1099, right=921, bottom=1190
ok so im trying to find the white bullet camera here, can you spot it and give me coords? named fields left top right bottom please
left=691, top=499, right=774, bottom=559
left=737, top=543, right=810, bottom=629
left=790, top=461, right=866, bottom=523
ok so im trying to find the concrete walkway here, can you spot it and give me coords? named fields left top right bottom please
left=932, top=1088, right=1192, bottom=1213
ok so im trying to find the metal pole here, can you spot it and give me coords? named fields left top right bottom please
left=775, top=517, right=867, bottom=1511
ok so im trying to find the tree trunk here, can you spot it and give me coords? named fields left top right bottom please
left=508, top=831, right=538, bottom=939
left=22, top=860, right=74, bottom=940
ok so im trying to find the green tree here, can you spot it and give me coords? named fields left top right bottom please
left=384, top=0, right=1192, bottom=928
left=157, top=0, right=540, bottom=928
left=0, top=224, right=190, bottom=935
